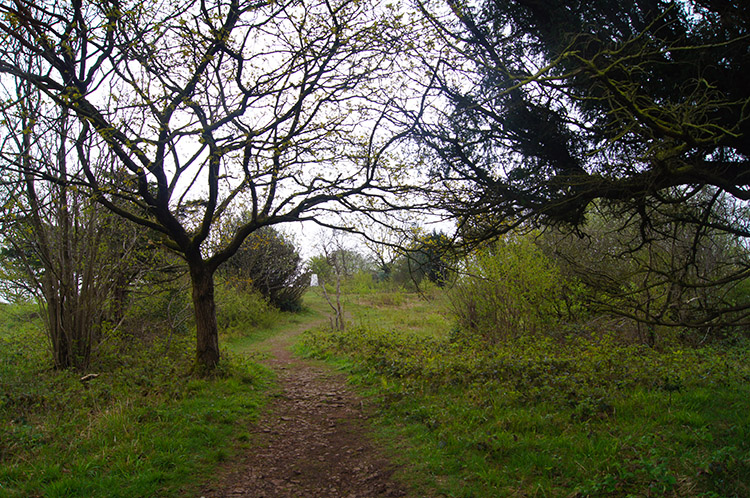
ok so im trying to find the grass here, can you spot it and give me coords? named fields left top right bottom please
left=0, top=302, right=272, bottom=498
left=223, top=301, right=324, bottom=355
left=299, top=290, right=750, bottom=498
left=306, top=281, right=453, bottom=339
left=4, top=281, right=748, bottom=497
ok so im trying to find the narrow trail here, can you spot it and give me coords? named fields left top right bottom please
left=199, top=312, right=410, bottom=498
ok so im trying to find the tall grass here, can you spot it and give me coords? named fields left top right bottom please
left=0, top=301, right=271, bottom=498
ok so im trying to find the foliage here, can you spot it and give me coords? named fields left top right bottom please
left=537, top=203, right=750, bottom=341
left=311, top=249, right=374, bottom=283
left=122, top=271, right=194, bottom=346
left=221, top=226, right=310, bottom=312
left=342, top=270, right=378, bottom=295
left=214, top=282, right=280, bottom=337
left=418, top=0, right=749, bottom=232
left=413, top=0, right=750, bottom=331
left=123, top=269, right=281, bottom=346
left=303, top=325, right=749, bottom=407
left=0, top=302, right=271, bottom=497
left=409, top=231, right=455, bottom=287
left=449, top=237, right=569, bottom=341
left=301, top=291, right=750, bottom=497
left=0, top=193, right=152, bottom=370
left=0, top=84, right=158, bottom=370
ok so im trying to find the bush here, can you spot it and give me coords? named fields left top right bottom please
left=301, top=324, right=750, bottom=412
left=214, top=282, right=279, bottom=336
left=222, top=226, right=310, bottom=311
left=449, top=237, right=567, bottom=341
left=342, top=270, right=377, bottom=294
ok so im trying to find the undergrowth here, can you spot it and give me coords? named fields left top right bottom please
left=215, top=282, right=280, bottom=338
left=0, top=303, right=271, bottom=498
left=301, top=324, right=750, bottom=497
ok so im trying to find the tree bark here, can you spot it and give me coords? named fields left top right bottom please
left=189, top=261, right=220, bottom=371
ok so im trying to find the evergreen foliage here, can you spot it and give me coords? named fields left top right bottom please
left=221, top=227, right=310, bottom=312
left=416, top=0, right=750, bottom=329
left=420, top=0, right=749, bottom=233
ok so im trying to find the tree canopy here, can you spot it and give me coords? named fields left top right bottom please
left=416, top=0, right=749, bottom=238
left=221, top=225, right=310, bottom=311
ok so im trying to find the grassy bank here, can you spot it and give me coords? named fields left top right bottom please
left=0, top=302, right=271, bottom=498
left=300, top=290, right=750, bottom=498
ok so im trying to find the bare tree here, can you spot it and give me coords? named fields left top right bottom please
left=315, top=231, right=353, bottom=331
left=0, top=0, right=415, bottom=369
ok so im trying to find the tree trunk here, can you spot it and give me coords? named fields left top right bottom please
left=110, top=271, right=130, bottom=324
left=46, top=291, right=70, bottom=369
left=189, top=262, right=220, bottom=371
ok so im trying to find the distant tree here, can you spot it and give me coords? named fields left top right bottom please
left=413, top=231, right=453, bottom=287
left=390, top=231, right=454, bottom=288
left=362, top=223, right=412, bottom=282
left=0, top=0, right=414, bottom=370
left=314, top=234, right=351, bottom=331
left=221, top=225, right=309, bottom=311
left=308, top=241, right=374, bottom=282
left=326, top=249, right=373, bottom=279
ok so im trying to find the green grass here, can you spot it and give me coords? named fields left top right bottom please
left=0, top=302, right=272, bottom=498
left=307, top=283, right=453, bottom=339
left=7, top=283, right=747, bottom=498
left=299, top=292, right=750, bottom=498
left=223, top=292, right=327, bottom=357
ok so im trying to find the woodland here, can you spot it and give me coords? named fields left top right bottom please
left=0, top=0, right=748, bottom=496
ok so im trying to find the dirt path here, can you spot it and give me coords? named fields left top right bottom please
left=199, top=316, right=410, bottom=498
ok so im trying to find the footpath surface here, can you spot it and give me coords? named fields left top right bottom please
left=199, top=316, right=411, bottom=498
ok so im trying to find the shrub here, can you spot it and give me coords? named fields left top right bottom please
left=222, top=226, right=310, bottom=311
left=301, top=324, right=750, bottom=411
left=214, top=282, right=279, bottom=336
left=343, top=270, right=377, bottom=294
left=449, top=237, right=567, bottom=341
